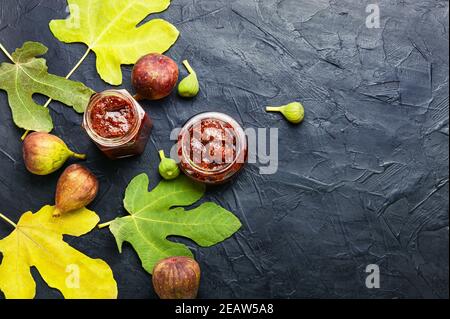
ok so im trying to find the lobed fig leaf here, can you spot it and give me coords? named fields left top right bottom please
left=0, top=42, right=95, bottom=132
left=50, top=0, right=180, bottom=85
left=0, top=206, right=117, bottom=299
left=103, top=174, right=241, bottom=274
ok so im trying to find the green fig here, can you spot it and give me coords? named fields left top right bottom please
left=178, top=60, right=200, bottom=98
left=266, top=102, right=305, bottom=124
left=152, top=256, right=201, bottom=299
left=158, top=150, right=180, bottom=180
left=54, top=164, right=99, bottom=217
left=23, top=132, right=86, bottom=176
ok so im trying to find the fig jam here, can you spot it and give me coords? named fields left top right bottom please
left=83, top=90, right=152, bottom=159
left=177, top=112, right=247, bottom=184
left=90, top=96, right=137, bottom=139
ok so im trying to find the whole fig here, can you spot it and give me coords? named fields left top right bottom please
left=152, top=256, right=201, bottom=299
left=54, top=164, right=99, bottom=217
left=23, top=132, right=86, bottom=176
left=158, top=150, right=180, bottom=180
left=132, top=53, right=179, bottom=101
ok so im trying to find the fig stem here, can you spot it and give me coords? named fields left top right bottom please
left=159, top=150, right=166, bottom=161
left=52, top=208, right=61, bottom=218
left=21, top=130, right=31, bottom=141
left=0, top=213, right=17, bottom=228
left=72, top=152, right=87, bottom=160
left=133, top=94, right=144, bottom=102
left=98, top=221, right=113, bottom=229
left=182, top=60, right=195, bottom=75
left=266, top=106, right=282, bottom=112
left=20, top=48, right=92, bottom=141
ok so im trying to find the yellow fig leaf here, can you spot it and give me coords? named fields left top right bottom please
left=0, top=206, right=117, bottom=299
left=49, top=0, right=180, bottom=85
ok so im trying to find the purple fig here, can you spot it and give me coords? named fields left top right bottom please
left=54, top=164, right=99, bottom=217
left=152, top=256, right=201, bottom=299
left=132, top=53, right=179, bottom=101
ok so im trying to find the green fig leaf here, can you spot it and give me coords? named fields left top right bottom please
left=49, top=0, right=180, bottom=85
left=0, top=42, right=95, bottom=132
left=106, top=174, right=242, bottom=274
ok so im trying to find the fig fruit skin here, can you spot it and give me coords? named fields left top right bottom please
left=152, top=256, right=201, bottom=299
left=23, top=132, right=86, bottom=176
left=178, top=60, right=200, bottom=98
left=54, top=164, right=99, bottom=217
left=132, top=53, right=179, bottom=101
left=158, top=150, right=180, bottom=180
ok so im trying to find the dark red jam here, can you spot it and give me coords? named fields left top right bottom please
left=83, top=90, right=152, bottom=160
left=90, top=96, right=137, bottom=139
left=178, top=113, right=247, bottom=184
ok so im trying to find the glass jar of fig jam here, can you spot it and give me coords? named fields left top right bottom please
left=177, top=112, right=247, bottom=184
left=83, top=89, right=152, bottom=159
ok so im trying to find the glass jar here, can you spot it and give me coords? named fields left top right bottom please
left=83, top=89, right=152, bottom=159
left=177, top=112, right=247, bottom=184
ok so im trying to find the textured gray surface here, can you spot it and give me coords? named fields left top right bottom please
left=0, top=0, right=448, bottom=299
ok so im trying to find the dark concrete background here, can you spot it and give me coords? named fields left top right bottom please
left=0, top=0, right=448, bottom=299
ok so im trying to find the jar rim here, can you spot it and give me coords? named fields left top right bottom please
left=83, top=89, right=142, bottom=147
left=178, top=112, right=247, bottom=176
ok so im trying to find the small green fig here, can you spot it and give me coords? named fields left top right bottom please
left=152, top=256, right=201, bottom=299
left=23, top=132, right=86, bottom=176
left=158, top=150, right=180, bottom=180
left=54, top=164, right=99, bottom=217
left=178, top=60, right=200, bottom=98
left=266, top=102, right=305, bottom=124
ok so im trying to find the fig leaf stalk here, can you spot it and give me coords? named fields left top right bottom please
left=0, top=213, right=17, bottom=228
left=98, top=221, right=113, bottom=229
left=0, top=43, right=14, bottom=63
